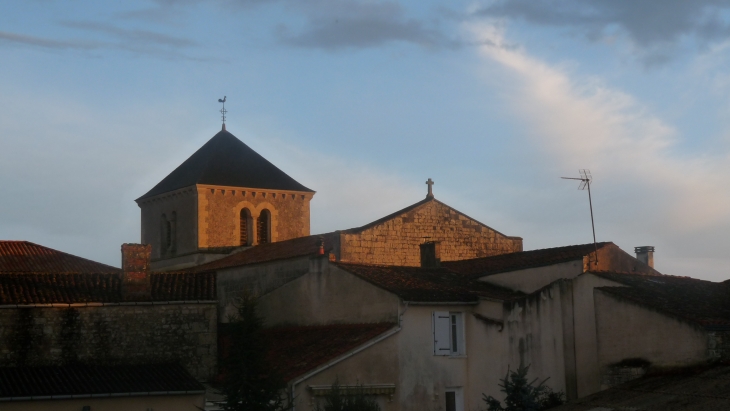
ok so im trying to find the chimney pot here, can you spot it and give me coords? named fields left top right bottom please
left=634, top=246, right=655, bottom=268
left=420, top=241, right=441, bottom=268
left=121, top=243, right=151, bottom=301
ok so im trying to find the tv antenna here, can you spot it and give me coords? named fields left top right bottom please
left=218, top=96, right=227, bottom=127
left=561, top=169, right=598, bottom=264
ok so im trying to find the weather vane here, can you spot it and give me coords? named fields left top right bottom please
left=218, top=96, right=227, bottom=126
left=561, top=169, right=599, bottom=263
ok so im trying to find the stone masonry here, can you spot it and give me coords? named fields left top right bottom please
left=339, top=199, right=522, bottom=266
left=0, top=304, right=217, bottom=381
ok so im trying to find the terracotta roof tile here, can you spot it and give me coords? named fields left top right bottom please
left=263, top=323, right=397, bottom=381
left=0, top=271, right=216, bottom=304
left=0, top=241, right=120, bottom=274
left=594, top=272, right=730, bottom=329
left=335, top=263, right=523, bottom=302
left=443, top=242, right=613, bottom=278
left=193, top=233, right=338, bottom=271
left=0, top=363, right=203, bottom=399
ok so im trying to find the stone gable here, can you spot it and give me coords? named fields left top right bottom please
left=339, top=199, right=522, bottom=266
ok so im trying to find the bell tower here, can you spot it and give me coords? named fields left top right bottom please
left=136, top=126, right=315, bottom=271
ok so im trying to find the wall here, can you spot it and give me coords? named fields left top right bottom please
left=139, top=186, right=198, bottom=261
left=198, top=184, right=312, bottom=249
left=504, top=280, right=576, bottom=400
left=257, top=259, right=400, bottom=327
left=479, top=260, right=584, bottom=293
left=0, top=394, right=205, bottom=411
left=217, top=256, right=312, bottom=322
left=0, top=304, right=217, bottom=381
left=339, top=200, right=522, bottom=267
left=594, top=245, right=659, bottom=275
left=594, top=291, right=708, bottom=390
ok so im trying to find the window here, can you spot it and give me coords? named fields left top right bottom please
left=445, top=388, right=464, bottom=411
left=159, top=213, right=176, bottom=255
left=257, top=209, right=270, bottom=245
left=433, top=311, right=464, bottom=356
left=240, top=208, right=252, bottom=246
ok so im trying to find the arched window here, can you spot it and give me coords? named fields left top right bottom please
left=160, top=214, right=170, bottom=255
left=257, top=209, right=270, bottom=245
left=240, top=208, right=252, bottom=246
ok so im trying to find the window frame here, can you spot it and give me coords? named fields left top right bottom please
left=433, top=311, right=466, bottom=357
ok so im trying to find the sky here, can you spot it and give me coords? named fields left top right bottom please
left=1, top=0, right=730, bottom=281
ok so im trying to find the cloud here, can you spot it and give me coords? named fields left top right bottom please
left=475, top=0, right=730, bottom=64
left=276, top=0, right=453, bottom=50
left=0, top=30, right=101, bottom=50
left=60, top=21, right=196, bottom=48
left=469, top=23, right=730, bottom=278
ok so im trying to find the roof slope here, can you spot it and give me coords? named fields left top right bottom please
left=0, top=271, right=216, bottom=304
left=594, top=272, right=730, bottom=329
left=0, top=241, right=120, bottom=274
left=0, top=363, right=204, bottom=399
left=137, top=128, right=313, bottom=201
left=550, top=365, right=730, bottom=411
left=443, top=242, right=612, bottom=278
left=192, top=232, right=339, bottom=271
left=262, top=323, right=396, bottom=381
left=335, top=263, right=524, bottom=302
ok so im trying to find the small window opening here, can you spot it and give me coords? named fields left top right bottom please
left=257, top=209, right=270, bottom=245
left=240, top=208, right=252, bottom=246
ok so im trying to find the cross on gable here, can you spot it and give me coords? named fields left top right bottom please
left=426, top=178, right=434, bottom=199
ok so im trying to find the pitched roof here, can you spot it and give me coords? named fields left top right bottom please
left=192, top=233, right=339, bottom=271
left=0, top=271, right=216, bottom=304
left=0, top=241, right=120, bottom=274
left=593, top=272, right=730, bottom=330
left=443, top=242, right=613, bottom=278
left=262, top=323, right=397, bottom=381
left=137, top=128, right=313, bottom=201
left=550, top=365, right=730, bottom=411
left=335, top=263, right=523, bottom=302
left=0, top=363, right=204, bottom=400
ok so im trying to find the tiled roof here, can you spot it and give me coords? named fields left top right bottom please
left=335, top=263, right=523, bottom=302
left=443, top=242, right=613, bottom=278
left=0, top=363, right=204, bottom=399
left=550, top=365, right=730, bottom=411
left=0, top=271, right=216, bottom=304
left=192, top=233, right=338, bottom=271
left=263, top=323, right=397, bottom=381
left=594, top=272, right=730, bottom=329
left=0, top=241, right=120, bottom=273
left=137, top=128, right=313, bottom=201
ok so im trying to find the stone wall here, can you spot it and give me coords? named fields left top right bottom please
left=198, top=184, right=313, bottom=249
left=0, top=303, right=217, bottom=381
left=339, top=199, right=522, bottom=266
left=139, top=186, right=198, bottom=260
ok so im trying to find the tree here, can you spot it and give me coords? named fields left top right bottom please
left=221, top=292, right=289, bottom=411
left=483, top=364, right=565, bottom=411
left=314, top=380, right=381, bottom=411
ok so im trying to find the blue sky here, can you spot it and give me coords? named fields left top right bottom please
left=2, top=0, right=730, bottom=281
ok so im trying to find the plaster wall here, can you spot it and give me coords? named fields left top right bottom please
left=139, top=186, right=198, bottom=260
left=0, top=304, right=217, bottom=381
left=0, top=394, right=205, bottom=411
left=570, top=274, right=625, bottom=397
left=197, top=184, right=312, bottom=249
left=339, top=200, right=522, bottom=267
left=504, top=281, right=575, bottom=399
left=293, top=331, right=400, bottom=411
left=257, top=259, right=400, bottom=327
left=217, top=256, right=311, bottom=322
left=466, top=308, right=510, bottom=411
left=479, top=260, right=584, bottom=293
left=595, top=291, right=708, bottom=388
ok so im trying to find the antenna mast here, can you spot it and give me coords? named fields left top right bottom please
left=561, top=169, right=598, bottom=264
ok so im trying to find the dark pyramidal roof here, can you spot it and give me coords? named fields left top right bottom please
left=137, top=127, right=313, bottom=201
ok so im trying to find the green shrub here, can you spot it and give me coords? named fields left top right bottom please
left=483, top=364, right=565, bottom=411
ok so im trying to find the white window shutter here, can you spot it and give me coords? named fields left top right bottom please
left=433, top=311, right=451, bottom=356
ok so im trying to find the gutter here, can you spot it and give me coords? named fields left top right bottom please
left=0, top=301, right=217, bottom=309
left=0, top=389, right=206, bottom=402
left=402, top=301, right=478, bottom=306
left=290, top=325, right=401, bottom=411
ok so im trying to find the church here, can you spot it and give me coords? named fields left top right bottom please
left=1, top=124, right=729, bottom=411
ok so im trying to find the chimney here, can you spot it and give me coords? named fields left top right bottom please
left=420, top=241, right=441, bottom=268
left=634, top=246, right=655, bottom=268
left=121, top=243, right=151, bottom=301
